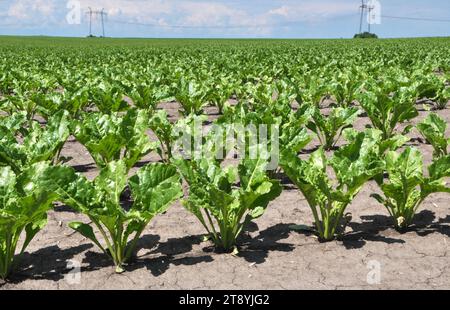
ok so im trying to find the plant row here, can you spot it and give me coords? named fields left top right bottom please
left=1, top=102, right=449, bottom=279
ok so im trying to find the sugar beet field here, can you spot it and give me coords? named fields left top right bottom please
left=0, top=37, right=449, bottom=289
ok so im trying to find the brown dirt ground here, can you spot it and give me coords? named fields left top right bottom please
left=1, top=102, right=450, bottom=290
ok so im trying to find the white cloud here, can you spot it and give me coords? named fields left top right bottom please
left=179, top=2, right=237, bottom=26
left=7, top=0, right=56, bottom=19
left=268, top=6, right=290, bottom=17
left=268, top=2, right=357, bottom=22
left=79, top=0, right=172, bottom=21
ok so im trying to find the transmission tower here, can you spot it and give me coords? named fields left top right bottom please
left=86, top=7, right=93, bottom=36
left=359, top=0, right=368, bottom=34
left=359, top=0, right=376, bottom=33
left=99, top=9, right=107, bottom=37
left=85, top=8, right=107, bottom=37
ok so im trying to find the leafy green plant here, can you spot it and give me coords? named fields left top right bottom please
left=417, top=113, right=449, bottom=158
left=175, top=153, right=282, bottom=252
left=73, top=109, right=156, bottom=170
left=342, top=128, right=410, bottom=157
left=1, top=91, right=38, bottom=125
left=291, top=75, right=329, bottom=107
left=0, top=163, right=57, bottom=279
left=208, top=79, right=235, bottom=114
left=435, top=87, right=449, bottom=110
left=128, top=84, right=167, bottom=113
left=414, top=74, right=449, bottom=110
left=0, top=110, right=70, bottom=173
left=372, top=148, right=450, bottom=231
left=174, top=79, right=209, bottom=116
left=281, top=129, right=384, bottom=241
left=358, top=85, right=418, bottom=139
left=149, top=110, right=176, bottom=163
left=306, top=106, right=360, bottom=150
left=329, top=70, right=362, bottom=107
left=32, top=90, right=90, bottom=120
left=43, top=160, right=182, bottom=273
left=149, top=111, right=206, bottom=163
left=91, top=84, right=129, bottom=114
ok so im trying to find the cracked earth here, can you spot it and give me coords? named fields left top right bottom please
left=1, top=103, right=450, bottom=290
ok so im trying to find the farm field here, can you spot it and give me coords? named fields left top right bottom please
left=0, top=36, right=449, bottom=290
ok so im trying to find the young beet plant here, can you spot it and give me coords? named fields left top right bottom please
left=90, top=84, right=130, bottom=114
left=281, top=129, right=384, bottom=241
left=306, top=106, right=360, bottom=150
left=372, top=148, right=450, bottom=231
left=175, top=154, right=282, bottom=252
left=149, top=111, right=206, bottom=163
left=128, top=83, right=168, bottom=114
left=208, top=77, right=235, bottom=114
left=0, top=163, right=57, bottom=279
left=43, top=160, right=182, bottom=273
left=74, top=108, right=156, bottom=170
left=0, top=110, right=70, bottom=173
left=174, top=79, right=210, bottom=116
left=417, top=113, right=448, bottom=159
left=329, top=69, right=362, bottom=108
left=358, top=84, right=418, bottom=140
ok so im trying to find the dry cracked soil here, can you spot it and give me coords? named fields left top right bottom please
left=1, top=102, right=450, bottom=290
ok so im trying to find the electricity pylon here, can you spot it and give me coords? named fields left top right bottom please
left=85, top=8, right=107, bottom=37
left=86, top=7, right=93, bottom=36
left=359, top=0, right=368, bottom=34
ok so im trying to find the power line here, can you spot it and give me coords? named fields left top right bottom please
left=107, top=19, right=305, bottom=29
left=381, top=15, right=450, bottom=23
left=109, top=15, right=450, bottom=32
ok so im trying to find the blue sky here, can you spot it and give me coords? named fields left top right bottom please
left=0, top=0, right=449, bottom=38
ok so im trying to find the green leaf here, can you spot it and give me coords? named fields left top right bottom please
left=129, top=163, right=182, bottom=219
left=417, top=113, right=448, bottom=158
left=95, top=161, right=128, bottom=205
left=428, top=155, right=450, bottom=180
left=69, top=222, right=105, bottom=252
left=21, top=216, right=47, bottom=254
left=40, top=165, right=96, bottom=213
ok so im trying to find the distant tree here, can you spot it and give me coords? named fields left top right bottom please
left=354, top=32, right=379, bottom=39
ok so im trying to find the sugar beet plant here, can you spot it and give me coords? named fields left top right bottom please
left=281, top=129, right=385, bottom=241
left=128, top=83, right=168, bottom=114
left=306, top=106, right=360, bottom=150
left=358, top=83, right=418, bottom=140
left=90, top=84, right=130, bottom=114
left=0, top=110, right=70, bottom=173
left=417, top=113, right=449, bottom=159
left=372, top=148, right=450, bottom=231
left=42, top=160, right=182, bottom=273
left=0, top=163, right=57, bottom=279
left=73, top=108, right=156, bottom=170
left=148, top=111, right=205, bottom=163
left=174, top=78, right=210, bottom=116
left=175, top=151, right=282, bottom=252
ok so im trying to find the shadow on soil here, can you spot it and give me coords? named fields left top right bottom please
left=238, top=223, right=297, bottom=265
left=72, top=163, right=96, bottom=173
left=8, top=210, right=448, bottom=283
left=7, top=244, right=93, bottom=284
left=83, top=234, right=213, bottom=276
left=53, top=204, right=78, bottom=213
left=342, top=210, right=450, bottom=249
